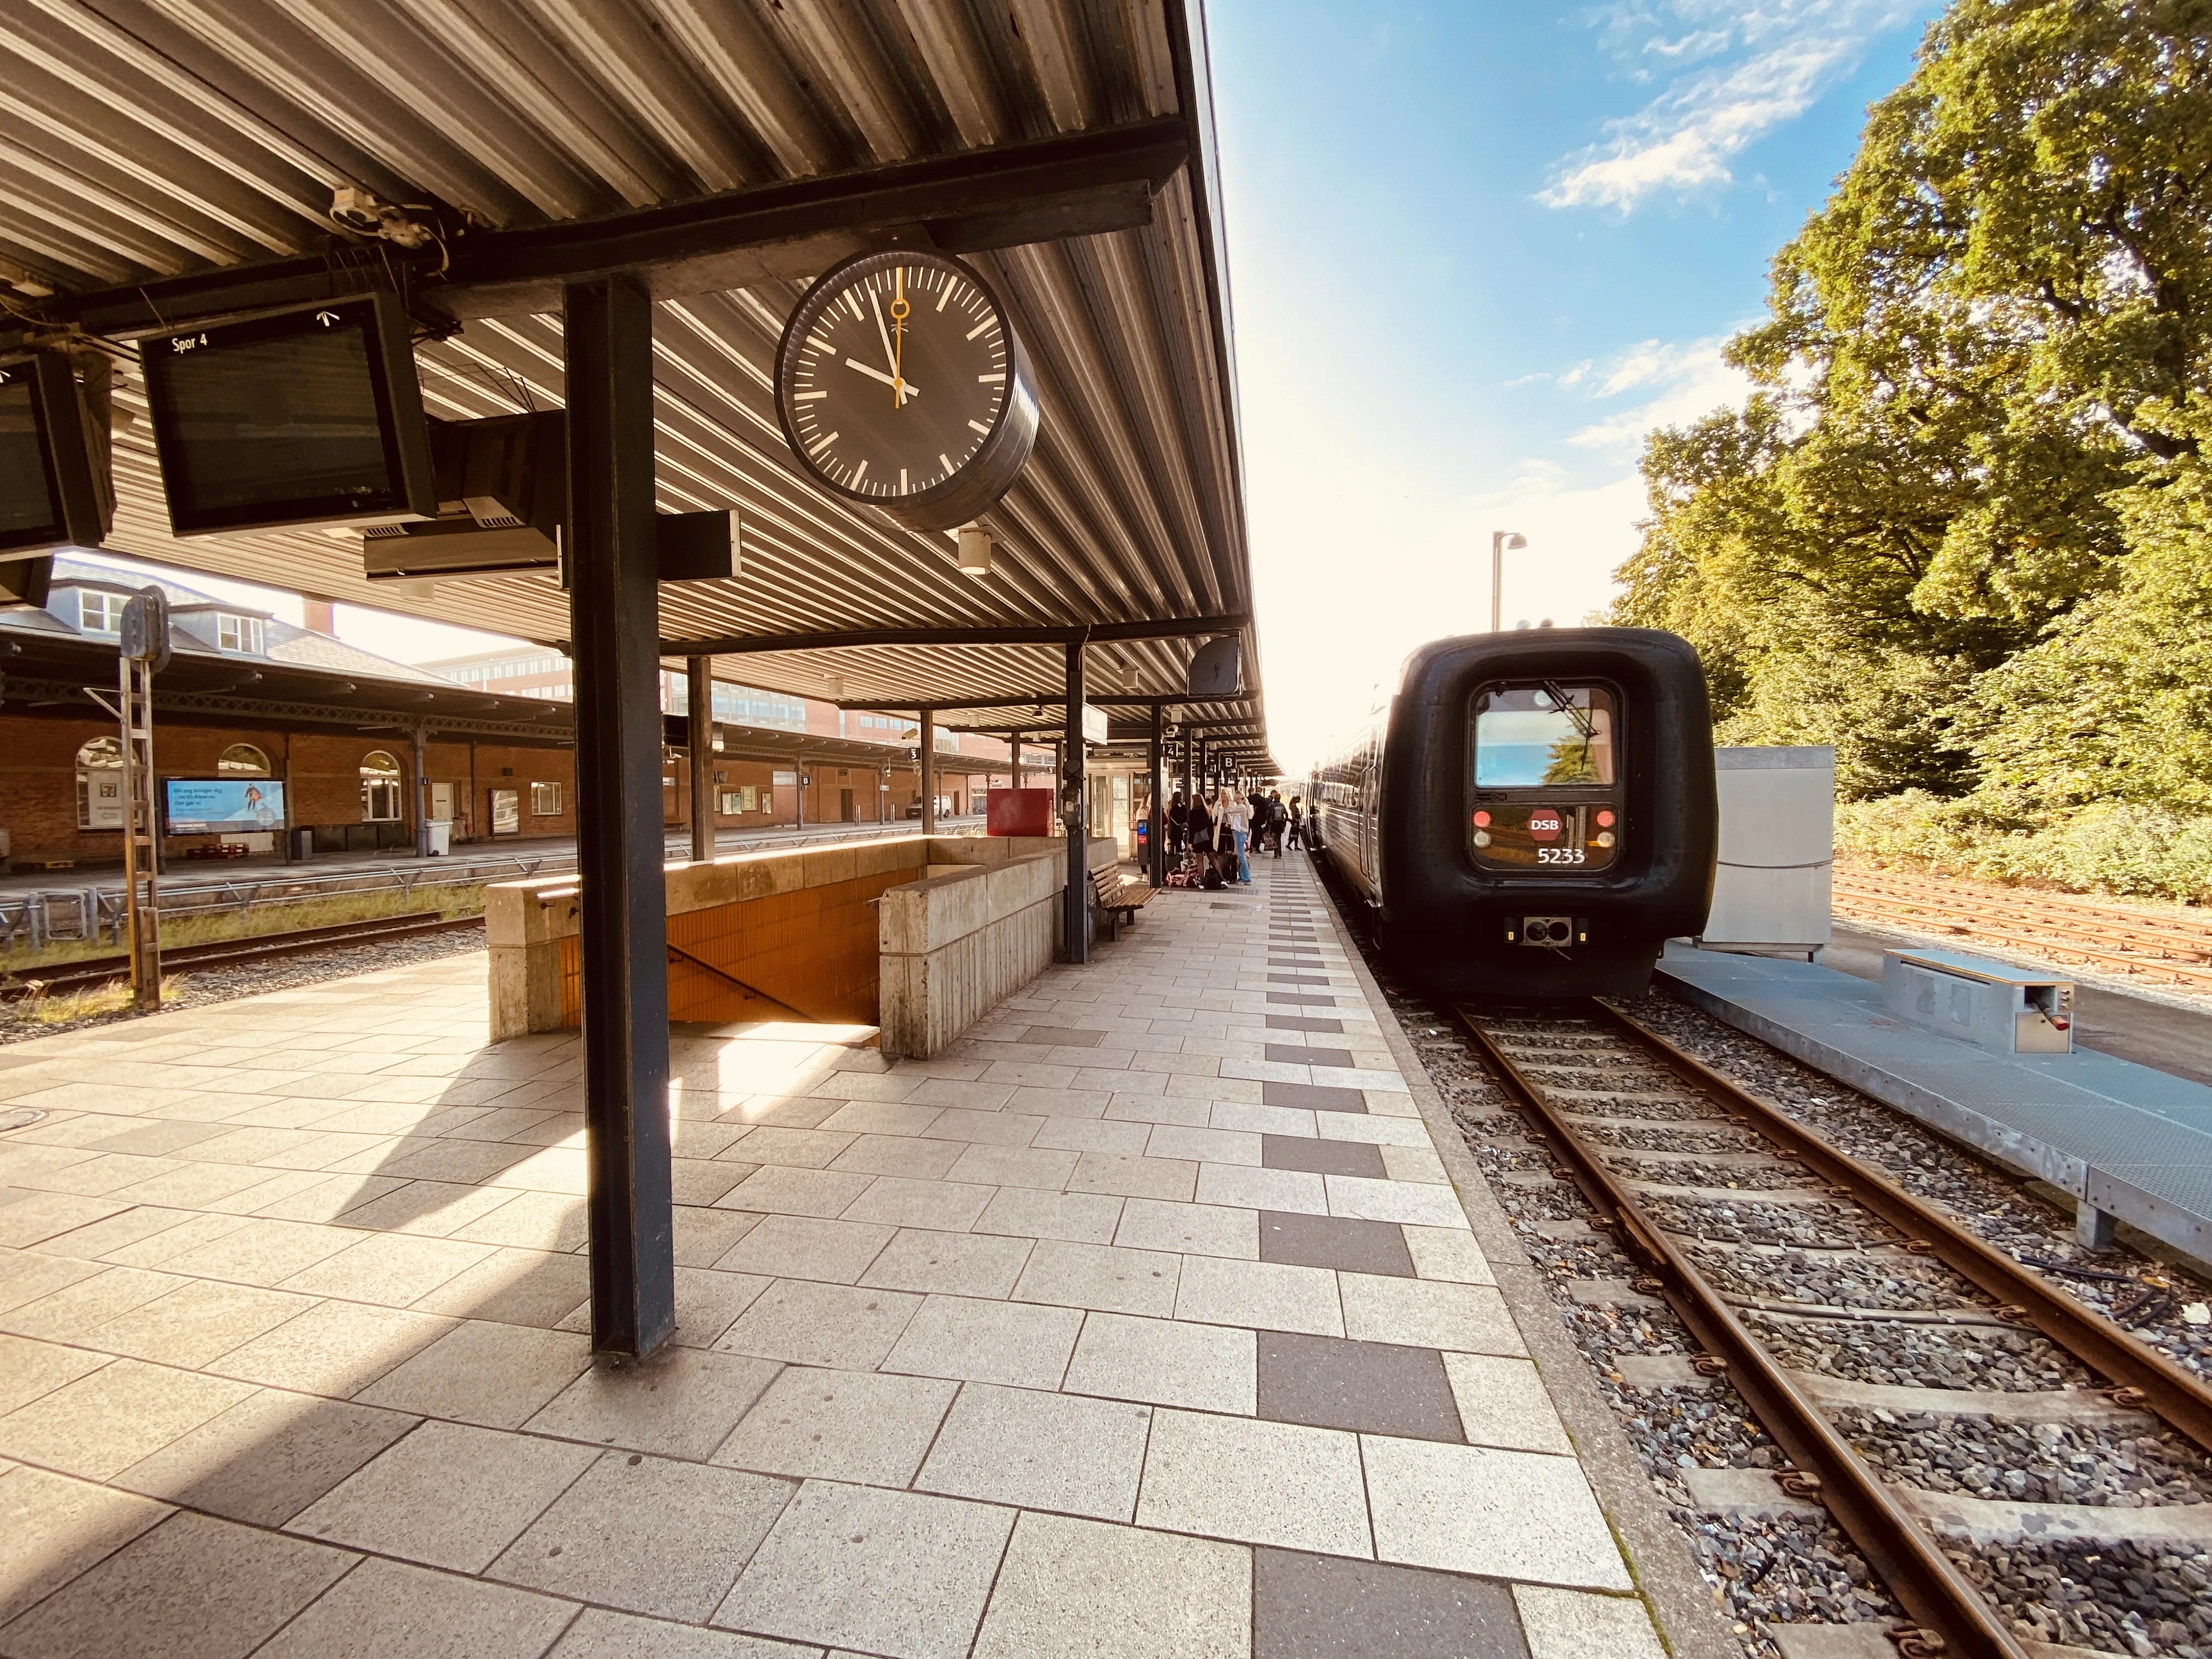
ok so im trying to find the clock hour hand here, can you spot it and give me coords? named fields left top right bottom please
left=843, top=357, right=920, bottom=397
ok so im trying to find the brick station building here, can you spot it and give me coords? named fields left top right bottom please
left=418, top=644, right=1026, bottom=830
left=0, top=562, right=1026, bottom=872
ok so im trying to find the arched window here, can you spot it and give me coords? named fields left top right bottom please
left=218, top=743, right=271, bottom=776
left=360, top=751, right=403, bottom=822
left=76, top=737, right=122, bottom=830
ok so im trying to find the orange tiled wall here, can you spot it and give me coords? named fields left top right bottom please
left=556, top=867, right=912, bottom=1028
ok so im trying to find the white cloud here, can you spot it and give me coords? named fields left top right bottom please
left=1566, top=335, right=1754, bottom=449
left=1539, top=0, right=1922, bottom=211
left=1646, top=28, right=1731, bottom=61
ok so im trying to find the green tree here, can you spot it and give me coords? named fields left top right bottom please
left=1618, top=0, right=2212, bottom=806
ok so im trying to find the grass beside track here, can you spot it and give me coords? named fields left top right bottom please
left=0, top=885, right=488, bottom=978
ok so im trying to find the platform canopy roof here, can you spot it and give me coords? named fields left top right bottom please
left=0, top=0, right=1262, bottom=752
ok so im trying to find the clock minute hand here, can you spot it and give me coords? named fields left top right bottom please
left=868, top=291, right=904, bottom=409
left=843, top=357, right=921, bottom=397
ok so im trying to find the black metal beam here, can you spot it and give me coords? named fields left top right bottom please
left=663, top=614, right=1249, bottom=657
left=567, top=273, right=674, bottom=1361
left=1063, top=642, right=1088, bottom=965
left=1149, top=706, right=1165, bottom=888
left=919, top=709, right=936, bottom=836
left=685, top=656, right=713, bottom=864
left=443, top=119, right=1188, bottom=316
left=410, top=723, right=431, bottom=859
left=836, top=690, right=1260, bottom=714
left=32, top=120, right=1188, bottom=341
left=0, top=676, right=575, bottom=744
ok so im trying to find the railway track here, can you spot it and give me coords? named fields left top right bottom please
left=0, top=910, right=482, bottom=999
left=1834, top=868, right=2212, bottom=990
left=1459, top=1000, right=2212, bottom=1659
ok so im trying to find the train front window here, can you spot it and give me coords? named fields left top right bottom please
left=1474, top=687, right=1613, bottom=787
left=1469, top=684, right=1623, bottom=874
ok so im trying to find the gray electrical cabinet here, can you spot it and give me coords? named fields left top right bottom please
left=1882, top=947, right=2075, bottom=1054
left=1699, top=746, right=1835, bottom=958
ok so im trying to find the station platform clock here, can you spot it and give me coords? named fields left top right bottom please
left=774, top=249, right=1040, bottom=533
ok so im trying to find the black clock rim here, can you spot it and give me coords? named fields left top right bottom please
left=773, top=248, right=1035, bottom=529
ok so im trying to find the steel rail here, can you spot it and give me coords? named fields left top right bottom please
left=1833, top=882, right=2212, bottom=957
left=1457, top=1008, right=2027, bottom=1659
left=0, top=912, right=479, bottom=999
left=1829, top=904, right=2212, bottom=990
left=1833, top=887, right=2212, bottom=956
left=1833, top=872, right=2212, bottom=941
left=1598, top=1002, right=2212, bottom=1456
left=1837, top=901, right=2212, bottom=963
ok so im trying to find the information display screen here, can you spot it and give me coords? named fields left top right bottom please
left=163, top=778, right=285, bottom=834
left=0, top=356, right=106, bottom=556
left=143, top=295, right=434, bottom=535
left=0, top=374, right=59, bottom=546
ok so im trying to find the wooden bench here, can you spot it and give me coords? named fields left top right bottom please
left=1091, top=866, right=1155, bottom=940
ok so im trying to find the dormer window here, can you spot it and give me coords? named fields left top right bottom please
left=216, top=613, right=266, bottom=654
left=78, top=591, right=123, bottom=635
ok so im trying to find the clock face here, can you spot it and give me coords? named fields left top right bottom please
left=774, top=250, right=1039, bottom=533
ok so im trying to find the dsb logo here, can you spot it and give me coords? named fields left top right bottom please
left=1527, top=809, right=1564, bottom=844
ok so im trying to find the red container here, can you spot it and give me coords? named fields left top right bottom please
left=986, top=787, right=1053, bottom=836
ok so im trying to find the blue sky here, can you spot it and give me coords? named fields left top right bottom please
left=1218, top=0, right=1945, bottom=766
left=82, top=3, right=1945, bottom=757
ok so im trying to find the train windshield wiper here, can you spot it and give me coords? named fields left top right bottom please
left=1541, top=680, right=1596, bottom=769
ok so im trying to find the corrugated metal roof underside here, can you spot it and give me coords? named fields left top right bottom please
left=0, top=0, right=1262, bottom=747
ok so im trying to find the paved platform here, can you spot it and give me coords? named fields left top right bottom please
left=1660, top=943, right=2212, bottom=1263
left=0, top=857, right=1664, bottom=1657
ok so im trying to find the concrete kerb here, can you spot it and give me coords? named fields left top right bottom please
left=1305, top=856, right=1741, bottom=1659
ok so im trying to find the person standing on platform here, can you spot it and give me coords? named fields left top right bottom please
left=1266, top=789, right=1286, bottom=856
left=1286, top=794, right=1305, bottom=851
left=1222, top=788, right=1251, bottom=884
left=1186, top=789, right=1214, bottom=870
left=1167, top=791, right=1189, bottom=860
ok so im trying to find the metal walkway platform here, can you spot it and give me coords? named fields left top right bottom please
left=1657, top=943, right=2212, bottom=1262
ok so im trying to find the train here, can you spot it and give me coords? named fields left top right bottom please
left=1309, top=627, right=1717, bottom=998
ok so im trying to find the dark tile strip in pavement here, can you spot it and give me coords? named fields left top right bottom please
left=1256, top=1331, right=1465, bottom=1443
left=1257, top=1210, right=1414, bottom=1277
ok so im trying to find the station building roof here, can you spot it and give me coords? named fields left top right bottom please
left=11, top=559, right=1013, bottom=774
left=0, top=1, right=1265, bottom=755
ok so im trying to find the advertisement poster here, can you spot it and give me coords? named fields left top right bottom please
left=164, top=777, right=285, bottom=834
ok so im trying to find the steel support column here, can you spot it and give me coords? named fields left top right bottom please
left=565, top=273, right=674, bottom=1361
left=411, top=723, right=431, bottom=858
left=919, top=709, right=936, bottom=835
left=1063, top=642, right=1087, bottom=963
left=1148, top=704, right=1165, bottom=887
left=685, top=657, right=713, bottom=862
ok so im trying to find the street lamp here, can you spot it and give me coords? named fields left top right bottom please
left=1490, top=531, right=1526, bottom=632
